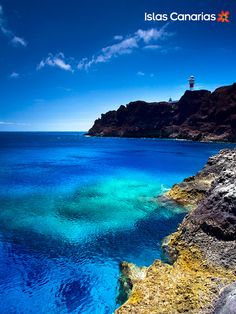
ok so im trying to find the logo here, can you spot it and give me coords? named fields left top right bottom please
left=217, top=11, right=230, bottom=23
left=145, top=11, right=230, bottom=23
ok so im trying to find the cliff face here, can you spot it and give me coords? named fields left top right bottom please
left=88, top=83, right=236, bottom=142
left=116, top=149, right=236, bottom=314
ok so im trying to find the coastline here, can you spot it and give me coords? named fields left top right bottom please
left=85, top=134, right=236, bottom=145
left=88, top=83, right=236, bottom=143
left=116, top=148, right=236, bottom=314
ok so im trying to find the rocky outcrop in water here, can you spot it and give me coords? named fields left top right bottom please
left=88, top=83, right=236, bottom=142
left=116, top=149, right=236, bottom=314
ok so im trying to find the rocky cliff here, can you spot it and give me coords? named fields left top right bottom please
left=88, top=83, right=236, bottom=142
left=116, top=149, right=236, bottom=314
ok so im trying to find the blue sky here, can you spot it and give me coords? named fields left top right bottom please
left=0, top=0, right=235, bottom=131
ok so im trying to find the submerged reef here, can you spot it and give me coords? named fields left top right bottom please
left=88, top=83, right=236, bottom=142
left=116, top=149, right=236, bottom=314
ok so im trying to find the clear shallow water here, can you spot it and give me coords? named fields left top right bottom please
left=0, top=132, right=234, bottom=313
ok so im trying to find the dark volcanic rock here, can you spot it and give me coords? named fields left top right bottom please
left=181, top=149, right=236, bottom=241
left=168, top=149, right=236, bottom=268
left=88, top=83, right=236, bottom=142
left=163, top=149, right=236, bottom=278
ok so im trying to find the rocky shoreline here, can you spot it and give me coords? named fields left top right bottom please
left=116, top=149, right=236, bottom=314
left=88, top=83, right=236, bottom=142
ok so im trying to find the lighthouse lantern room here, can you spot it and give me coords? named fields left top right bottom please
left=188, top=75, right=195, bottom=91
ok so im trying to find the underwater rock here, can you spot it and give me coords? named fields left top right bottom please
left=116, top=149, right=236, bottom=314
left=88, top=83, right=236, bottom=142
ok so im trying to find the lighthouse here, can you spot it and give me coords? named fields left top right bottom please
left=188, top=75, right=195, bottom=91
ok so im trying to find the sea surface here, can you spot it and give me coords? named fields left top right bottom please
left=0, top=132, right=234, bottom=314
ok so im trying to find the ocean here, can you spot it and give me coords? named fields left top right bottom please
left=0, top=132, right=234, bottom=313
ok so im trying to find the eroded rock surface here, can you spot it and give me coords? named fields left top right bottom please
left=116, top=149, right=236, bottom=314
left=214, top=283, right=236, bottom=314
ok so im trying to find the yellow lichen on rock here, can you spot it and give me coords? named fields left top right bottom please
left=166, top=185, right=200, bottom=208
left=116, top=246, right=236, bottom=314
left=128, top=289, right=144, bottom=304
left=166, top=183, right=206, bottom=209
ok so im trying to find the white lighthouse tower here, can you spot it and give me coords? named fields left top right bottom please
left=188, top=75, right=195, bottom=91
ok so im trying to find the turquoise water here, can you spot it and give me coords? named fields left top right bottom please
left=0, top=132, right=234, bottom=313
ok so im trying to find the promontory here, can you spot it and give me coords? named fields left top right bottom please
left=88, top=83, right=236, bottom=142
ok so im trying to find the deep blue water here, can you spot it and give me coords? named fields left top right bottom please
left=0, top=132, right=234, bottom=314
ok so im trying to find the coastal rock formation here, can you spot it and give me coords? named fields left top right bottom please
left=165, top=148, right=234, bottom=208
left=116, top=149, right=236, bottom=314
left=88, top=83, right=236, bottom=142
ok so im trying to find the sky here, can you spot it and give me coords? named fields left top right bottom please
left=0, top=0, right=236, bottom=131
